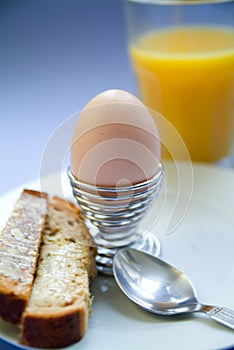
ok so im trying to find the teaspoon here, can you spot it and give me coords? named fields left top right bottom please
left=113, top=248, right=234, bottom=330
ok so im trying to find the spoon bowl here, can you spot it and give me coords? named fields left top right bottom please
left=113, top=248, right=234, bottom=330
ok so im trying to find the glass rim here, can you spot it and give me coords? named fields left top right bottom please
left=126, top=0, right=233, bottom=5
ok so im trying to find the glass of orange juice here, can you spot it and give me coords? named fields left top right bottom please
left=126, top=0, right=234, bottom=165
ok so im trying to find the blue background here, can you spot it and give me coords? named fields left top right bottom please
left=1, top=0, right=135, bottom=196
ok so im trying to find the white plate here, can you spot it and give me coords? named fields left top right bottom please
left=0, top=161, right=234, bottom=350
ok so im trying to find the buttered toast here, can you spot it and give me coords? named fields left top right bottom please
left=0, top=191, right=96, bottom=348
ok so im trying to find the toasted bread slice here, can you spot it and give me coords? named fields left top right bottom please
left=19, top=196, right=96, bottom=348
left=0, top=189, right=48, bottom=324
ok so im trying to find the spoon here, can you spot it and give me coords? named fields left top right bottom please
left=113, top=248, right=234, bottom=330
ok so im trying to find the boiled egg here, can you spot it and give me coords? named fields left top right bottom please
left=70, top=89, right=160, bottom=187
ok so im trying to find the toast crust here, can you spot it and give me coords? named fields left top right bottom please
left=20, top=306, right=87, bottom=348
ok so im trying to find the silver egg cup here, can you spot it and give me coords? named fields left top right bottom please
left=68, top=164, right=163, bottom=275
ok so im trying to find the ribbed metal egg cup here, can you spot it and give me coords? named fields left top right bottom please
left=68, top=164, right=163, bottom=275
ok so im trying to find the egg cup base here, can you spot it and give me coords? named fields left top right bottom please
left=93, top=231, right=161, bottom=275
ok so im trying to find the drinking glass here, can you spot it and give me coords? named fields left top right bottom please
left=126, top=0, right=234, bottom=165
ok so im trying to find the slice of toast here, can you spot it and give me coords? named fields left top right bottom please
left=0, top=189, right=48, bottom=324
left=19, top=196, right=97, bottom=348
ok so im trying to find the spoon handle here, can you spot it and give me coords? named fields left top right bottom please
left=200, top=305, right=234, bottom=330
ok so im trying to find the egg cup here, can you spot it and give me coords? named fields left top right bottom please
left=68, top=164, right=163, bottom=275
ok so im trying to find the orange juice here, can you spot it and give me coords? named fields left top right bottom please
left=130, top=27, right=234, bottom=162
